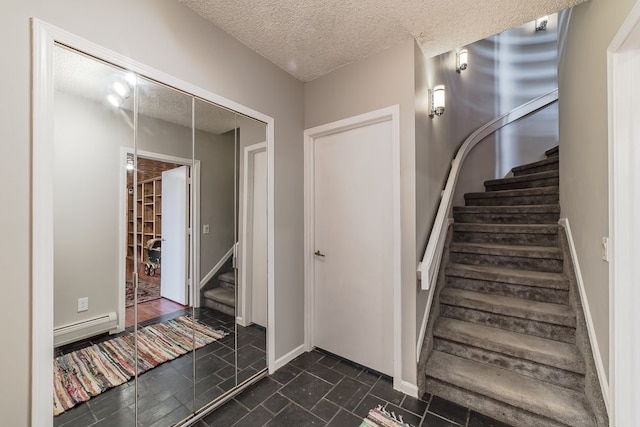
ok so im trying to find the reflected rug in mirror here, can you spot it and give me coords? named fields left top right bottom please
left=125, top=279, right=161, bottom=307
left=360, top=405, right=415, bottom=427
left=53, top=315, right=227, bottom=416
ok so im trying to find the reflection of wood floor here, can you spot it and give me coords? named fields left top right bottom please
left=125, top=298, right=185, bottom=328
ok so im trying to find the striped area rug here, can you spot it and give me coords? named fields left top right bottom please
left=53, top=315, right=227, bottom=416
left=360, top=405, right=415, bottom=427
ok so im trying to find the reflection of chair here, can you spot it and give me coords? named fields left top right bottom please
left=203, top=271, right=236, bottom=316
left=144, top=238, right=161, bottom=276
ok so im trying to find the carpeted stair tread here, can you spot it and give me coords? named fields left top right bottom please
left=453, top=204, right=560, bottom=214
left=449, top=242, right=563, bottom=260
left=465, top=185, right=559, bottom=200
left=512, top=157, right=559, bottom=176
left=446, top=263, right=568, bottom=290
left=218, top=272, right=236, bottom=285
left=425, top=351, right=595, bottom=426
left=453, top=223, right=559, bottom=234
left=545, top=146, right=559, bottom=157
left=440, top=288, right=575, bottom=327
left=203, top=287, right=235, bottom=306
left=434, top=317, right=584, bottom=373
left=484, top=170, right=558, bottom=189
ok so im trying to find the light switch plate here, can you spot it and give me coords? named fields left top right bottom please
left=601, top=237, right=609, bottom=262
left=78, top=297, right=89, bottom=312
left=203, top=224, right=210, bottom=234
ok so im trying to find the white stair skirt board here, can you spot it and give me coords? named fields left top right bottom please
left=559, top=218, right=609, bottom=412
left=200, top=247, right=234, bottom=289
left=54, top=312, right=118, bottom=347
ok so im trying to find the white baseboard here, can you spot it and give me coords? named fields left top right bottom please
left=272, top=344, right=306, bottom=372
left=200, top=247, right=233, bottom=289
left=397, top=380, right=419, bottom=398
left=559, top=218, right=610, bottom=412
left=54, top=312, right=118, bottom=347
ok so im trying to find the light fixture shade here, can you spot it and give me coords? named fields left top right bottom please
left=107, top=94, right=121, bottom=107
left=126, top=153, right=135, bottom=170
left=456, top=49, right=468, bottom=73
left=429, top=85, right=446, bottom=117
left=535, top=16, right=548, bottom=31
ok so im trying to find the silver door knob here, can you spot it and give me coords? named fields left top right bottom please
left=314, top=250, right=326, bottom=257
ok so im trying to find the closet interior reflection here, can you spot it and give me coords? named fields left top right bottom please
left=52, top=44, right=268, bottom=426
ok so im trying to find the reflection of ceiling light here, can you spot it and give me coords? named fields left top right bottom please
left=107, top=94, right=121, bottom=107
left=126, top=153, right=135, bottom=170
left=456, top=49, right=469, bottom=73
left=429, top=85, right=446, bottom=118
left=113, top=81, right=128, bottom=97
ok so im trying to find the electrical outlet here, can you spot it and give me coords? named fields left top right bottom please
left=78, top=297, right=89, bottom=312
left=601, top=237, right=609, bottom=262
left=203, top=224, right=210, bottom=234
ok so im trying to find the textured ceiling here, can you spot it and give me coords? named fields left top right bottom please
left=179, top=0, right=585, bottom=82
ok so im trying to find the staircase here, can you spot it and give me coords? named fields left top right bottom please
left=422, top=146, right=606, bottom=426
left=202, top=270, right=236, bottom=316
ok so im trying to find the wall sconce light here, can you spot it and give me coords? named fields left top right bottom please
left=429, top=85, right=446, bottom=118
left=535, top=16, right=548, bottom=31
left=456, top=49, right=468, bottom=73
left=126, top=153, right=135, bottom=171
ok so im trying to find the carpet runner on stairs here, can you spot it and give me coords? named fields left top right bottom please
left=203, top=271, right=236, bottom=316
left=421, top=146, right=606, bottom=426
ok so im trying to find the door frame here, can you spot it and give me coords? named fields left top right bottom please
left=118, top=149, right=198, bottom=332
left=239, top=142, right=267, bottom=327
left=608, top=3, right=640, bottom=425
left=303, top=105, right=402, bottom=389
left=32, top=19, right=276, bottom=426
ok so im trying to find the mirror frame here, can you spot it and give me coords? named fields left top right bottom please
left=31, top=18, right=275, bottom=426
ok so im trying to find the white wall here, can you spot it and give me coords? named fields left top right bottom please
left=304, top=39, right=418, bottom=386
left=558, top=0, right=637, bottom=381
left=0, top=1, right=304, bottom=423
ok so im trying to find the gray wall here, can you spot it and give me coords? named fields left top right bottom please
left=558, top=0, right=637, bottom=381
left=305, top=39, right=418, bottom=385
left=0, top=1, right=304, bottom=423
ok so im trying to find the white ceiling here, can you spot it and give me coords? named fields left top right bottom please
left=179, top=0, right=585, bottom=82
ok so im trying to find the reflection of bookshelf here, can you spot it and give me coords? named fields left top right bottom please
left=126, top=177, right=162, bottom=265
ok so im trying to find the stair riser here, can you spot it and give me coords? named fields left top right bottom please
left=446, top=276, right=569, bottom=304
left=453, top=230, right=558, bottom=246
left=440, top=305, right=576, bottom=343
left=486, top=177, right=559, bottom=192
left=453, top=212, right=560, bottom=224
left=450, top=252, right=563, bottom=273
left=465, top=194, right=559, bottom=206
left=424, top=378, right=571, bottom=427
left=203, top=298, right=235, bottom=316
left=433, top=339, right=585, bottom=391
left=513, top=162, right=559, bottom=176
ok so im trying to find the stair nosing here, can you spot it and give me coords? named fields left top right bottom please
left=426, top=351, right=593, bottom=426
left=446, top=263, right=568, bottom=289
left=449, top=242, right=563, bottom=259
left=512, top=157, right=559, bottom=174
left=484, top=170, right=559, bottom=186
left=434, top=317, right=584, bottom=374
left=453, top=223, right=559, bottom=233
left=453, top=204, right=560, bottom=213
left=465, top=186, right=559, bottom=199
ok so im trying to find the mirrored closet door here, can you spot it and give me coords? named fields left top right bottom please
left=50, top=41, right=268, bottom=427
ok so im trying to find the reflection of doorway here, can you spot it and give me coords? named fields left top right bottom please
left=120, top=150, right=194, bottom=330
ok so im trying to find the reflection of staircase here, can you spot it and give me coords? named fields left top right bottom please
left=202, top=271, right=236, bottom=316
left=422, top=147, right=606, bottom=426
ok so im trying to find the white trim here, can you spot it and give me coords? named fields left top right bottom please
left=273, top=344, right=307, bottom=373
left=54, top=312, right=118, bottom=347
left=558, top=218, right=609, bottom=412
left=200, top=247, right=234, bottom=288
left=32, top=18, right=276, bottom=422
left=608, top=4, right=640, bottom=425
left=239, top=142, right=267, bottom=328
left=303, top=105, right=403, bottom=389
left=398, top=381, right=419, bottom=399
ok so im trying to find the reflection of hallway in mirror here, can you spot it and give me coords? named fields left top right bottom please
left=124, top=298, right=185, bottom=328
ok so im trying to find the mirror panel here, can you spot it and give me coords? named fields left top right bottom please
left=193, top=98, right=239, bottom=410
left=133, top=76, right=196, bottom=423
left=52, top=45, right=136, bottom=422
left=235, top=115, right=269, bottom=383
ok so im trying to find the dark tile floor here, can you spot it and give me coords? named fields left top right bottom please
left=54, top=307, right=267, bottom=427
left=196, top=349, right=513, bottom=427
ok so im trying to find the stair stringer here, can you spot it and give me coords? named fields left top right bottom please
left=558, top=228, right=609, bottom=425
left=417, top=225, right=454, bottom=397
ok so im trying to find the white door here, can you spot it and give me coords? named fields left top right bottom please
left=250, top=149, right=268, bottom=327
left=313, top=119, right=394, bottom=376
left=161, top=166, right=189, bottom=305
